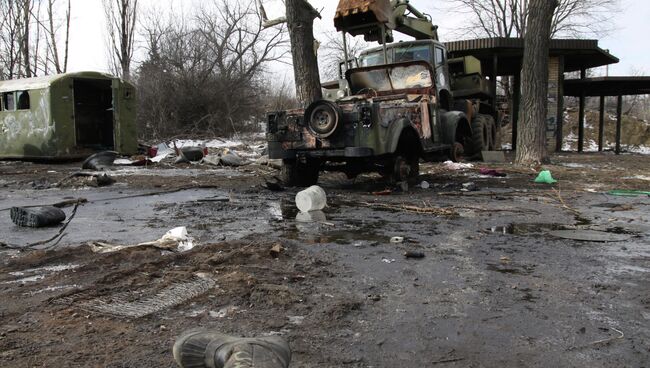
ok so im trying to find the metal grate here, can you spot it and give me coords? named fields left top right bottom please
left=73, top=277, right=216, bottom=318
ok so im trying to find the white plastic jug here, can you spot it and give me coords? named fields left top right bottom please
left=295, top=185, right=327, bottom=213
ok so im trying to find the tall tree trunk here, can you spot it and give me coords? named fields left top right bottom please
left=22, top=0, right=31, bottom=77
left=515, top=0, right=558, bottom=165
left=285, top=0, right=321, bottom=107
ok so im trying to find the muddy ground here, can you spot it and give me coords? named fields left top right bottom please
left=0, top=152, right=649, bottom=367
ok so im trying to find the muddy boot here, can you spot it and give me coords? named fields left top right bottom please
left=173, top=329, right=291, bottom=368
left=10, top=206, right=66, bottom=227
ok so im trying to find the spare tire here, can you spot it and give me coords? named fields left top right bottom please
left=304, top=100, right=342, bottom=138
left=469, top=114, right=488, bottom=155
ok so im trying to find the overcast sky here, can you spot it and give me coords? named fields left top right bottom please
left=67, top=0, right=648, bottom=79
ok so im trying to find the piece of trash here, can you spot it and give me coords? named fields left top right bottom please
left=443, top=160, right=474, bottom=170
left=295, top=210, right=327, bottom=223
left=372, top=189, right=392, bottom=196
left=264, top=177, right=284, bottom=192
left=10, top=206, right=66, bottom=228
left=381, top=258, right=396, bottom=264
left=390, top=236, right=404, bottom=244
left=499, top=256, right=511, bottom=264
left=295, top=185, right=327, bottom=212
left=175, top=146, right=205, bottom=163
left=479, top=168, right=507, bottom=177
left=404, top=251, right=425, bottom=259
left=201, top=154, right=221, bottom=166
left=82, top=151, right=118, bottom=170
left=219, top=150, right=248, bottom=167
left=534, top=170, right=557, bottom=184
left=270, top=243, right=284, bottom=258
left=461, top=182, right=479, bottom=192
left=549, top=230, right=631, bottom=242
left=419, top=181, right=430, bottom=189
left=88, top=226, right=196, bottom=253
left=607, top=190, right=650, bottom=197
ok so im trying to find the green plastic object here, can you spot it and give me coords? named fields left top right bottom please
left=607, top=190, right=650, bottom=197
left=534, top=170, right=557, bottom=184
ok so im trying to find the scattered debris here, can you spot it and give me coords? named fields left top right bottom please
left=390, top=236, right=404, bottom=244
left=81, top=151, right=119, bottom=170
left=404, top=251, right=425, bottom=259
left=607, top=190, right=650, bottom=197
left=443, top=160, right=474, bottom=170
left=264, top=177, right=285, bottom=192
left=479, top=168, right=507, bottom=177
left=534, top=170, right=557, bottom=184
left=270, top=243, right=284, bottom=258
left=372, top=189, right=392, bottom=196
left=296, top=185, right=327, bottom=213
left=419, top=181, right=430, bottom=189
left=219, top=149, right=248, bottom=167
left=175, top=146, right=205, bottom=163
left=382, top=258, right=396, bottom=264
left=461, top=182, right=479, bottom=192
left=88, top=226, right=196, bottom=253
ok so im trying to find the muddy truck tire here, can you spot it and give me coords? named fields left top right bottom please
left=281, top=158, right=320, bottom=187
left=485, top=115, right=497, bottom=151
left=468, top=114, right=491, bottom=157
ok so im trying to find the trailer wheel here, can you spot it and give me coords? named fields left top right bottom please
left=281, top=158, right=320, bottom=187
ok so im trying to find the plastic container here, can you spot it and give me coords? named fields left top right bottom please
left=295, top=185, right=327, bottom=213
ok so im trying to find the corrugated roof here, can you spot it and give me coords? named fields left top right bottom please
left=0, top=71, right=116, bottom=93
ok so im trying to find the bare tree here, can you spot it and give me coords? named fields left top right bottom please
left=136, top=0, right=287, bottom=139
left=319, top=33, right=368, bottom=81
left=285, top=0, right=322, bottom=106
left=0, top=0, right=72, bottom=79
left=447, top=0, right=618, bottom=39
left=104, top=0, right=138, bottom=80
left=45, top=0, right=71, bottom=74
left=515, top=0, right=558, bottom=165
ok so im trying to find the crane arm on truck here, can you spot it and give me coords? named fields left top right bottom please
left=334, top=0, right=438, bottom=44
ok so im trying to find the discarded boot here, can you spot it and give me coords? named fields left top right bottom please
left=10, top=206, right=66, bottom=227
left=173, top=329, right=291, bottom=368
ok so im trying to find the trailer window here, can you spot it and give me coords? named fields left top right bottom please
left=2, top=92, right=15, bottom=111
left=17, top=91, right=30, bottom=110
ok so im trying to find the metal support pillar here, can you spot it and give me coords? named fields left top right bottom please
left=616, top=95, right=622, bottom=155
left=598, top=95, right=605, bottom=151
left=491, top=54, right=499, bottom=123
left=577, top=68, right=586, bottom=152
left=555, top=56, right=565, bottom=152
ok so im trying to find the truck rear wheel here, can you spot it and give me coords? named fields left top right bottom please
left=468, top=114, right=490, bottom=156
left=281, top=158, right=320, bottom=187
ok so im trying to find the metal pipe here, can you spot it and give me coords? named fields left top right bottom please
left=341, top=31, right=349, bottom=74
left=381, top=26, right=388, bottom=64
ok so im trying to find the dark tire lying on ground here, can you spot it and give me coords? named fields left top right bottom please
left=389, top=154, right=419, bottom=184
left=281, top=158, right=320, bottom=187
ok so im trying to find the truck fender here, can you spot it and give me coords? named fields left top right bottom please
left=440, top=110, right=470, bottom=145
left=386, top=118, right=422, bottom=155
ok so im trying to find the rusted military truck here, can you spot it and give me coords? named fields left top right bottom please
left=267, top=0, right=497, bottom=186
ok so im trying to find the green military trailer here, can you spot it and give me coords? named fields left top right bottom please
left=0, top=71, right=137, bottom=160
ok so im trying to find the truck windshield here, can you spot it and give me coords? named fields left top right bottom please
left=395, top=44, right=431, bottom=64
left=359, top=44, right=432, bottom=67
left=348, top=63, right=434, bottom=95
